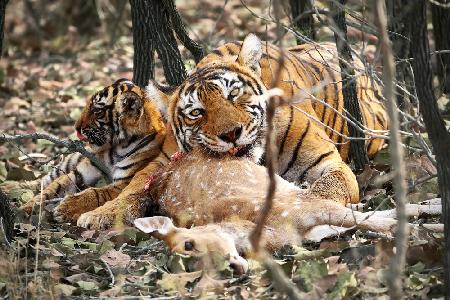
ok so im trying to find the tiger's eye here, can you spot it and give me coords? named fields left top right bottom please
left=190, top=109, right=202, bottom=117
left=184, top=241, right=194, bottom=251
left=230, top=88, right=240, bottom=97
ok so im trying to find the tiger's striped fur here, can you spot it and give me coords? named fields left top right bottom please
left=201, top=40, right=388, bottom=160
left=21, top=79, right=167, bottom=223
left=145, top=34, right=388, bottom=205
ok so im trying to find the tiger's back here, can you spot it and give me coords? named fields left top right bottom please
left=200, top=41, right=388, bottom=160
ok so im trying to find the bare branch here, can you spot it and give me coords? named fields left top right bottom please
left=374, top=1, right=408, bottom=298
left=0, top=132, right=112, bottom=183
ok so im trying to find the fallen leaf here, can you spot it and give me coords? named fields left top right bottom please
left=100, top=249, right=131, bottom=271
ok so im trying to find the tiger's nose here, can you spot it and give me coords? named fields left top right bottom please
left=219, top=126, right=242, bottom=143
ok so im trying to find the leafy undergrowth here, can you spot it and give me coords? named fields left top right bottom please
left=0, top=0, right=447, bottom=298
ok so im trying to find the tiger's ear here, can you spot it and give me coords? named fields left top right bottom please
left=121, top=92, right=143, bottom=116
left=146, top=80, right=172, bottom=120
left=237, top=33, right=262, bottom=75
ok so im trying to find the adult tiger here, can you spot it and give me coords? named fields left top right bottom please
left=75, top=34, right=387, bottom=230
left=21, top=79, right=168, bottom=223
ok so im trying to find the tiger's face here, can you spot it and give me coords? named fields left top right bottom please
left=149, top=34, right=268, bottom=159
left=75, top=79, right=165, bottom=151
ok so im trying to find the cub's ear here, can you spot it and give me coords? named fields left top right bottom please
left=121, top=92, right=143, bottom=115
left=134, top=216, right=177, bottom=238
left=237, top=33, right=262, bottom=75
left=146, top=80, right=174, bottom=120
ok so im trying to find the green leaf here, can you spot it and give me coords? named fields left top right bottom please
left=54, top=284, right=77, bottom=296
left=296, top=259, right=328, bottom=292
left=327, top=272, right=357, bottom=300
left=76, top=280, right=98, bottom=291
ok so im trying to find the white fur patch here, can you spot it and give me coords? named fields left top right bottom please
left=239, top=33, right=263, bottom=69
left=145, top=81, right=168, bottom=118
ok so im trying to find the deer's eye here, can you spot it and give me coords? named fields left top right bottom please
left=184, top=241, right=194, bottom=251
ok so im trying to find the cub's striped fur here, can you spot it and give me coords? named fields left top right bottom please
left=21, top=79, right=167, bottom=223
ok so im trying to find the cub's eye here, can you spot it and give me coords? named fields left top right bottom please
left=229, top=88, right=240, bottom=97
left=184, top=241, right=194, bottom=251
left=189, top=109, right=203, bottom=117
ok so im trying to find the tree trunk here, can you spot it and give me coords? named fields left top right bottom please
left=162, top=0, right=205, bottom=63
left=431, top=0, right=450, bottom=94
left=289, top=0, right=315, bottom=44
left=0, top=0, right=7, bottom=56
left=0, top=190, right=14, bottom=246
left=408, top=1, right=450, bottom=297
left=330, top=0, right=369, bottom=170
left=385, top=0, right=413, bottom=109
left=130, top=0, right=186, bottom=87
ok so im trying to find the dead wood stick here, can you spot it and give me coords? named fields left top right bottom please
left=0, top=132, right=112, bottom=183
left=374, top=1, right=408, bottom=299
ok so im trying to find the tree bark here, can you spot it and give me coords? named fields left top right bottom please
left=289, top=0, right=315, bottom=44
left=130, top=0, right=186, bottom=87
left=0, top=190, right=14, bottom=246
left=408, top=1, right=450, bottom=297
left=385, top=0, right=413, bottom=109
left=431, top=0, right=450, bottom=94
left=330, top=0, right=369, bottom=170
left=0, top=0, right=7, bottom=56
left=162, top=0, right=205, bottom=63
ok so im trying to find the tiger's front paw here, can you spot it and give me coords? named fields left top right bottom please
left=77, top=210, right=117, bottom=230
left=76, top=200, right=125, bottom=230
left=53, top=195, right=86, bottom=223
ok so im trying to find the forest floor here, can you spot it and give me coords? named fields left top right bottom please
left=0, top=0, right=449, bottom=298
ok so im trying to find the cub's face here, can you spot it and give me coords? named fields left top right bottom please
left=148, top=34, right=268, bottom=158
left=75, top=79, right=165, bottom=151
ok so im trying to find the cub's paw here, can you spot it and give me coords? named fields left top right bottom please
left=20, top=200, right=36, bottom=215
left=53, top=195, right=86, bottom=223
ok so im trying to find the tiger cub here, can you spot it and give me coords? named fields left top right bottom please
left=21, top=79, right=167, bottom=223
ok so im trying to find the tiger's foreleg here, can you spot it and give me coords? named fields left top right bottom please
left=53, top=181, right=129, bottom=223
left=20, top=157, right=103, bottom=214
left=76, top=158, right=170, bottom=229
left=308, top=161, right=359, bottom=205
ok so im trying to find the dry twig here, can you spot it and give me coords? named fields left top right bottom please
left=0, top=132, right=112, bottom=183
left=374, top=1, right=408, bottom=298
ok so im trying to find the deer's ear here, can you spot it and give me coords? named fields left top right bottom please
left=134, top=216, right=176, bottom=237
left=146, top=80, right=172, bottom=119
left=237, top=33, right=262, bottom=75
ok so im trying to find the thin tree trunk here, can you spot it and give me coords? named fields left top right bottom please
left=408, top=1, right=450, bottom=298
left=0, top=190, right=14, bottom=246
left=330, top=0, right=369, bottom=170
left=431, top=0, right=450, bottom=94
left=0, top=0, right=7, bottom=56
left=130, top=0, right=186, bottom=87
left=385, top=0, right=413, bottom=109
left=0, top=0, right=12, bottom=246
left=130, top=0, right=156, bottom=87
left=289, top=0, right=315, bottom=44
left=162, top=0, right=205, bottom=63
